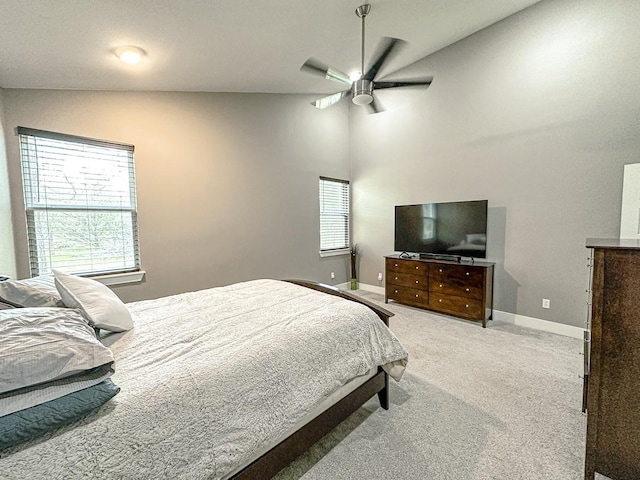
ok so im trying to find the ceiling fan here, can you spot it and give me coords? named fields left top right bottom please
left=300, top=3, right=433, bottom=114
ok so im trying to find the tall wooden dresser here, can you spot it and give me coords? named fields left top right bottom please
left=584, top=239, right=640, bottom=480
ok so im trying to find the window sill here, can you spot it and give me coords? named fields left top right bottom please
left=93, top=270, right=146, bottom=286
left=319, top=249, right=350, bottom=258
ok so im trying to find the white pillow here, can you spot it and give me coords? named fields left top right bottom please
left=53, top=269, right=133, bottom=332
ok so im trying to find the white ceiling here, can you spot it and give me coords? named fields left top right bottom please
left=0, top=0, right=541, bottom=94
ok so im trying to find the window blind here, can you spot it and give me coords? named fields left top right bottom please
left=319, top=177, right=350, bottom=252
left=18, top=127, right=140, bottom=277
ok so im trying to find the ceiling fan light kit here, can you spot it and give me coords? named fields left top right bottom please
left=352, top=79, right=373, bottom=105
left=300, top=3, right=432, bottom=114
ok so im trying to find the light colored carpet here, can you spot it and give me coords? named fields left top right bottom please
left=274, top=291, right=587, bottom=480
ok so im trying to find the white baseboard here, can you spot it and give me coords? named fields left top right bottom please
left=336, top=282, right=385, bottom=294
left=356, top=283, right=385, bottom=295
left=356, top=283, right=585, bottom=340
left=492, top=311, right=585, bottom=339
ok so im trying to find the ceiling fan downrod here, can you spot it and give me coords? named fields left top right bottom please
left=353, top=4, right=373, bottom=105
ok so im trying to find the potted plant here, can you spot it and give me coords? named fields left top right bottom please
left=350, top=244, right=360, bottom=290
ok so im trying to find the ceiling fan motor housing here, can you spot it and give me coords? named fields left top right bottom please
left=352, top=79, right=373, bottom=105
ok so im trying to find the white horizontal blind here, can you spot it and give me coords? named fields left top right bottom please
left=319, top=177, right=349, bottom=252
left=18, top=127, right=140, bottom=276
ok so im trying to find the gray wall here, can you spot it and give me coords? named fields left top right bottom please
left=3, top=0, right=638, bottom=327
left=0, top=88, right=16, bottom=278
left=2, top=90, right=352, bottom=302
left=350, top=0, right=640, bottom=327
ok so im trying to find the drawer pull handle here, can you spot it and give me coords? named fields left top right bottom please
left=439, top=299, right=442, bottom=302
left=439, top=269, right=443, bottom=273
left=415, top=280, right=419, bottom=284
left=415, top=294, right=419, bottom=298
left=466, top=272, right=470, bottom=276
left=465, top=288, right=470, bottom=292
left=395, top=277, right=398, bottom=280
left=415, top=266, right=419, bottom=270
left=394, top=290, right=398, bottom=294
left=394, top=263, right=398, bottom=267
left=465, top=304, right=469, bottom=308
left=439, top=284, right=443, bottom=288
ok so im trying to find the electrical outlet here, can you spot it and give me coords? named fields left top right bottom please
left=542, top=298, right=550, bottom=309
left=377, top=272, right=383, bottom=281
left=330, top=272, right=335, bottom=280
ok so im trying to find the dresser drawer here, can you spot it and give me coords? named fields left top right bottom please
left=430, top=293, right=483, bottom=319
left=387, top=285, right=429, bottom=308
left=386, top=258, right=428, bottom=275
left=387, top=271, right=428, bottom=289
left=430, top=278, right=483, bottom=300
left=430, top=263, right=484, bottom=283
left=430, top=264, right=484, bottom=286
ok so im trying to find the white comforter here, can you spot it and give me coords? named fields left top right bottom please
left=0, top=279, right=407, bottom=479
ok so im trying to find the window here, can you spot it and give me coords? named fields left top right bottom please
left=18, top=127, right=140, bottom=277
left=319, top=176, right=350, bottom=255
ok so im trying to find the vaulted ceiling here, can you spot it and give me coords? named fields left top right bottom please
left=0, top=0, right=540, bottom=94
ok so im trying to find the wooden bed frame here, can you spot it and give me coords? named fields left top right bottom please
left=231, top=280, right=394, bottom=479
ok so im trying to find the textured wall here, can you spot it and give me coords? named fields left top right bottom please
left=2, top=90, right=351, bottom=301
left=350, top=0, right=640, bottom=327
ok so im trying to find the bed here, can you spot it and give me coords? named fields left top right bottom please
left=0, top=275, right=408, bottom=479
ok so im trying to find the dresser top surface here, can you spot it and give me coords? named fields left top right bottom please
left=385, top=253, right=494, bottom=268
left=586, top=238, right=640, bottom=250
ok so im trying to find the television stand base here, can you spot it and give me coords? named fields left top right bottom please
left=385, top=254, right=494, bottom=327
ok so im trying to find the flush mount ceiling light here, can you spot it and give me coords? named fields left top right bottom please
left=114, top=46, right=145, bottom=65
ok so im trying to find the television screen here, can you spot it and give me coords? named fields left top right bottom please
left=394, top=200, right=488, bottom=258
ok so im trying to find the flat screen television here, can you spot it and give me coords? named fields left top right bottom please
left=395, top=200, right=488, bottom=259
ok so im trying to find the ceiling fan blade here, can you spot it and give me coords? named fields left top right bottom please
left=363, top=37, right=407, bottom=82
left=365, top=96, right=384, bottom=114
left=375, top=77, right=433, bottom=89
left=311, top=90, right=351, bottom=109
left=301, top=58, right=353, bottom=87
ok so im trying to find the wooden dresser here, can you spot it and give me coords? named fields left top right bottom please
left=584, top=239, right=640, bottom=480
left=384, top=254, right=494, bottom=327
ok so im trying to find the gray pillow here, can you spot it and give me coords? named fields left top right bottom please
left=0, top=363, right=114, bottom=417
left=0, top=378, right=120, bottom=451
left=0, top=276, right=64, bottom=308
left=0, top=308, right=115, bottom=395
